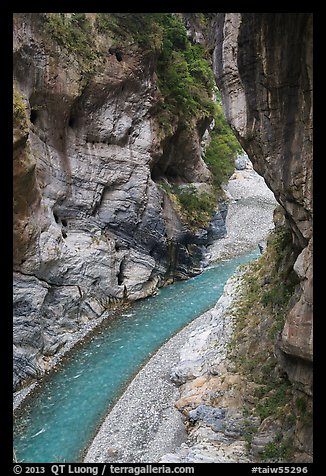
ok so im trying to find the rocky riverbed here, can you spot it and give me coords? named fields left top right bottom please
left=84, top=165, right=277, bottom=463
left=85, top=271, right=249, bottom=463
left=208, top=165, right=276, bottom=261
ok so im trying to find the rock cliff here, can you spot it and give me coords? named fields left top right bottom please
left=209, top=13, right=312, bottom=458
left=164, top=11, right=312, bottom=463
left=13, top=13, right=229, bottom=390
left=212, top=12, right=312, bottom=395
left=13, top=16, right=313, bottom=457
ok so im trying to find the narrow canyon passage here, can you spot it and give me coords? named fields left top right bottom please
left=14, top=250, right=258, bottom=463
left=13, top=12, right=313, bottom=464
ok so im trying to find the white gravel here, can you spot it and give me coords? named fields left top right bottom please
left=84, top=310, right=214, bottom=463
left=208, top=167, right=277, bottom=261
left=84, top=166, right=277, bottom=463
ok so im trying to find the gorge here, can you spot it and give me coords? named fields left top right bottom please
left=13, top=13, right=313, bottom=463
left=13, top=12, right=236, bottom=391
left=14, top=251, right=258, bottom=463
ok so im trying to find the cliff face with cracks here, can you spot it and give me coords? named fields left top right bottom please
left=13, top=13, right=227, bottom=390
left=158, top=14, right=312, bottom=462
left=211, top=13, right=312, bottom=455
left=13, top=13, right=312, bottom=434
left=212, top=12, right=312, bottom=391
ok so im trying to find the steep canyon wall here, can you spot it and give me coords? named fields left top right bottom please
left=156, top=14, right=313, bottom=461
left=13, top=13, right=225, bottom=390
left=210, top=13, right=313, bottom=455
left=13, top=13, right=313, bottom=437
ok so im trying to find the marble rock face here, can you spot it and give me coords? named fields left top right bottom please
left=210, top=12, right=313, bottom=457
left=13, top=14, right=226, bottom=390
left=212, top=12, right=313, bottom=393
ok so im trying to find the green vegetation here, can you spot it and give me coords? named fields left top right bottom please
left=226, top=224, right=300, bottom=461
left=42, top=13, right=224, bottom=128
left=204, top=103, right=243, bottom=191
left=97, top=14, right=217, bottom=127
left=13, top=84, right=29, bottom=135
left=13, top=85, right=27, bottom=124
left=43, top=13, right=100, bottom=77
left=156, top=14, right=216, bottom=126
left=255, top=383, right=291, bottom=421
left=96, top=14, right=217, bottom=128
left=261, top=284, right=292, bottom=308
left=174, top=185, right=216, bottom=228
left=261, top=436, right=294, bottom=462
left=295, top=396, right=307, bottom=415
left=150, top=16, right=241, bottom=229
left=243, top=418, right=258, bottom=450
left=95, top=13, right=163, bottom=50
left=295, top=394, right=312, bottom=426
left=230, top=225, right=297, bottom=347
left=157, top=99, right=242, bottom=228
left=158, top=182, right=216, bottom=229
left=170, top=91, right=242, bottom=225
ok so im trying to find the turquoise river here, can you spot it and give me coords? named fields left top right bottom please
left=14, top=250, right=258, bottom=463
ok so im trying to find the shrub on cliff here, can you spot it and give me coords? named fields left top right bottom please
left=13, top=84, right=29, bottom=139
left=156, top=14, right=216, bottom=125
left=96, top=13, right=215, bottom=126
left=174, top=185, right=216, bottom=228
left=43, top=13, right=97, bottom=69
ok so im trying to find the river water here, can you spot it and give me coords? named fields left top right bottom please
left=14, top=250, right=258, bottom=463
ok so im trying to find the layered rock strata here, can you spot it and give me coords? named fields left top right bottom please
left=13, top=14, right=225, bottom=390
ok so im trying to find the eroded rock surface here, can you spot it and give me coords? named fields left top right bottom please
left=161, top=273, right=255, bottom=463
left=210, top=12, right=313, bottom=457
left=13, top=14, right=224, bottom=390
left=212, top=13, right=313, bottom=391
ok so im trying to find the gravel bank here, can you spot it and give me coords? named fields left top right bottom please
left=208, top=167, right=277, bottom=261
left=84, top=309, right=215, bottom=463
left=84, top=166, right=277, bottom=463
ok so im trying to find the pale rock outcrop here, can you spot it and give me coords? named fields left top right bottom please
left=234, top=153, right=250, bottom=171
left=161, top=272, right=256, bottom=463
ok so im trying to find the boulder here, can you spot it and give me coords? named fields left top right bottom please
left=235, top=154, right=250, bottom=170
